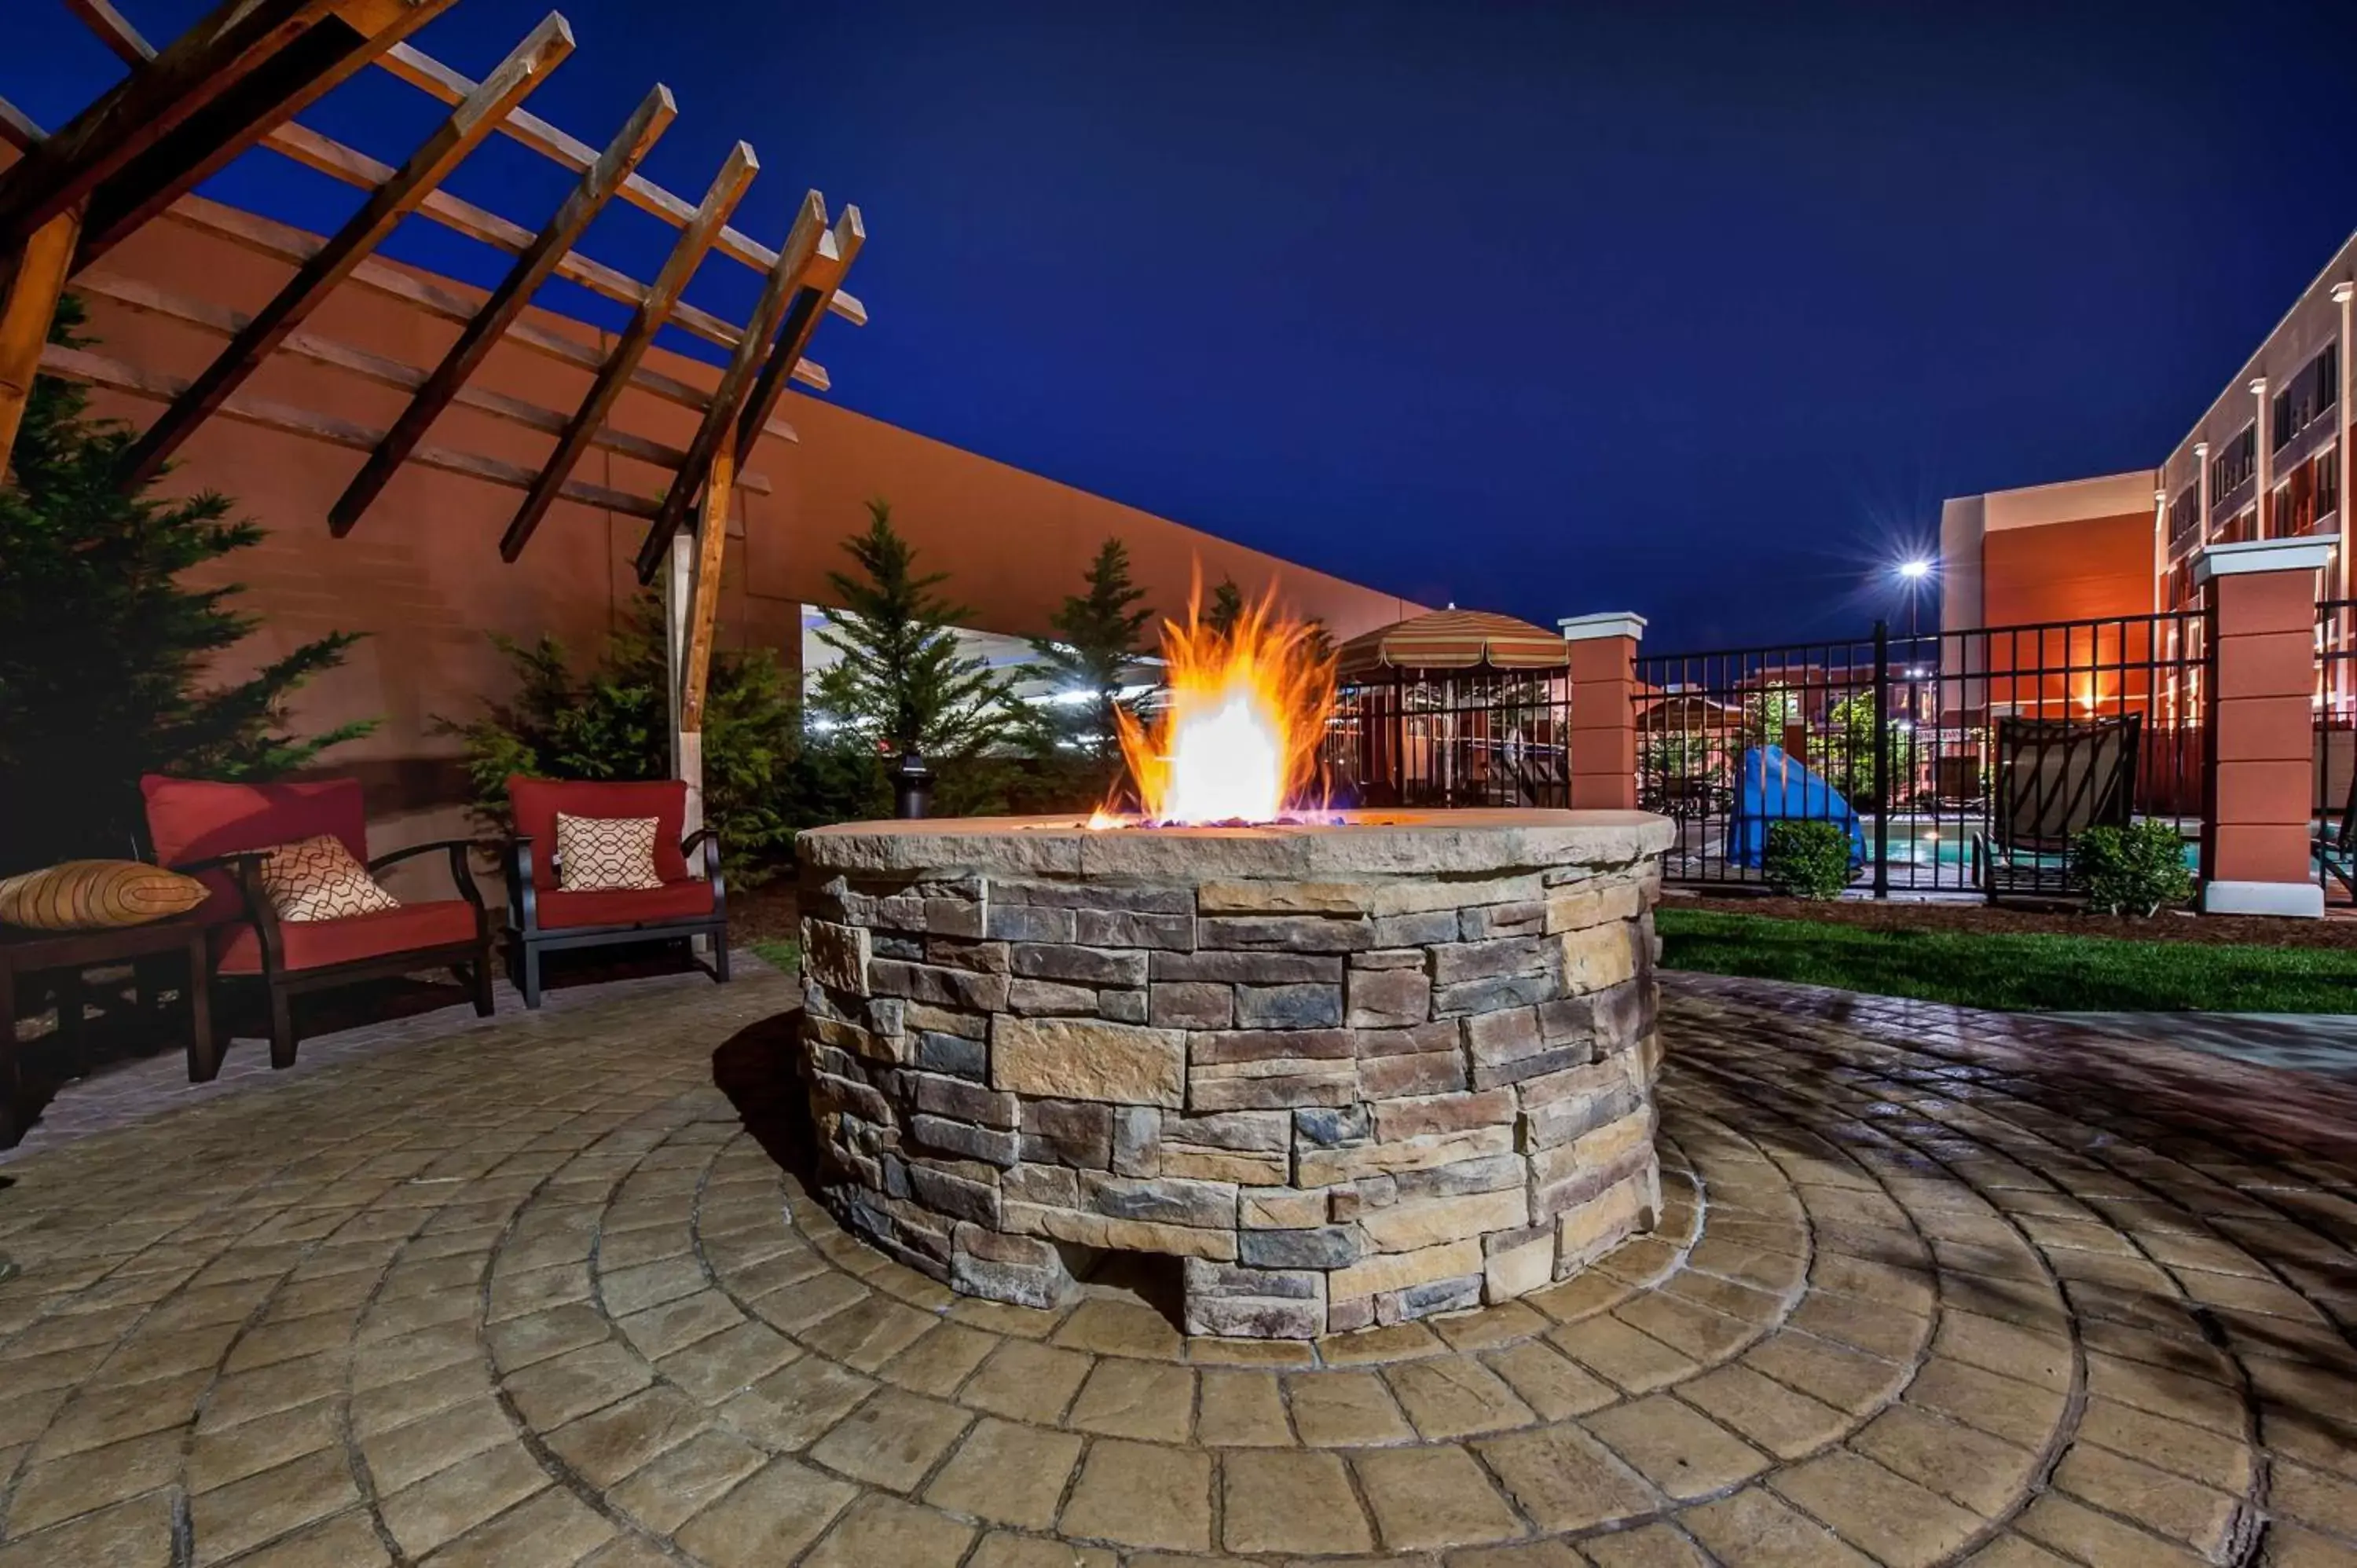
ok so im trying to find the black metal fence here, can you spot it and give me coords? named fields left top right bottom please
left=1326, top=669, right=1572, bottom=810
left=2319, top=598, right=2355, bottom=907
left=1635, top=610, right=2210, bottom=899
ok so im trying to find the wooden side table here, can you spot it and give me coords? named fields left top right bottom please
left=1, top=918, right=215, bottom=1147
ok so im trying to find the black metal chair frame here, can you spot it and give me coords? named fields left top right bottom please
left=2318, top=762, right=2357, bottom=901
left=1971, top=713, right=2143, bottom=901
left=174, top=841, right=495, bottom=1068
left=501, top=828, right=728, bottom=1009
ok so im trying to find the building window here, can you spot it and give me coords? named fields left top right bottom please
left=2273, top=343, right=2340, bottom=452
left=2211, top=424, right=2256, bottom=503
left=2322, top=445, right=2341, bottom=522
left=2169, top=483, right=2200, bottom=542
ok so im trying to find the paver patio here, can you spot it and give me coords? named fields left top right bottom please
left=0, top=960, right=2353, bottom=1566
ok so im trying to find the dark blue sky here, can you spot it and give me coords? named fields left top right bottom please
left=16, top=1, right=2357, bottom=647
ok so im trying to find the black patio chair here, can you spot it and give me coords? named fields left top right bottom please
left=1971, top=713, right=2141, bottom=899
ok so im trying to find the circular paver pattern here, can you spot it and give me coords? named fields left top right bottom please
left=0, top=962, right=2353, bottom=1566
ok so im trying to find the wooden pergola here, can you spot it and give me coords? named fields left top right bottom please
left=0, top=0, right=868, bottom=826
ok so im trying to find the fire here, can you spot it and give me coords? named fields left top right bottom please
left=1107, top=586, right=1336, bottom=825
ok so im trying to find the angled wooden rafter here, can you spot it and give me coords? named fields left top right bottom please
left=632, top=190, right=828, bottom=580
left=0, top=97, right=41, bottom=156
left=498, top=141, right=757, bottom=562
left=0, top=206, right=82, bottom=466
left=74, top=0, right=464, bottom=267
left=328, top=81, right=676, bottom=535
left=119, top=12, right=575, bottom=485
left=0, top=0, right=350, bottom=253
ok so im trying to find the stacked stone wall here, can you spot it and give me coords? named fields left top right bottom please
left=797, top=837, right=1665, bottom=1338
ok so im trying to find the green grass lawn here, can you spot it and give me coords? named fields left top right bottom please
left=1656, top=907, right=2357, bottom=1014
left=750, top=940, right=799, bottom=976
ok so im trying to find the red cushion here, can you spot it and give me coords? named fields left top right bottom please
left=533, top=879, right=715, bottom=930
left=506, top=778, right=689, bottom=892
left=214, top=899, right=480, bottom=974
left=142, top=775, right=368, bottom=925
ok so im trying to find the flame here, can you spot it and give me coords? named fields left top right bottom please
left=1109, top=585, right=1336, bottom=825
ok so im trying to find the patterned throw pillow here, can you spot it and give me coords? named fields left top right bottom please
left=555, top=814, right=664, bottom=892
left=258, top=836, right=400, bottom=922
left=0, top=860, right=210, bottom=930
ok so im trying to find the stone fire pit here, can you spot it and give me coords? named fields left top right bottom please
left=795, top=808, right=1675, bottom=1339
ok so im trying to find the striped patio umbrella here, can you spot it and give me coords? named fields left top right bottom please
left=1334, top=609, right=1571, bottom=680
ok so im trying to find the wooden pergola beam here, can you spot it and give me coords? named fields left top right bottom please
left=632, top=190, right=828, bottom=580
left=0, top=97, right=42, bottom=156
left=61, top=1, right=848, bottom=368
left=119, top=13, right=576, bottom=486
left=73, top=0, right=464, bottom=267
left=499, top=141, right=757, bottom=562
left=729, top=203, right=864, bottom=466
left=329, top=81, right=675, bottom=536
left=0, top=0, right=340, bottom=252
left=72, top=270, right=775, bottom=496
left=159, top=196, right=797, bottom=445
left=374, top=40, right=868, bottom=332
left=43, top=340, right=662, bottom=517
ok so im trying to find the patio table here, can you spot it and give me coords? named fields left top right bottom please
left=1, top=918, right=215, bottom=1148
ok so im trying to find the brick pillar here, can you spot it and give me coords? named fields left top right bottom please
left=1559, top=613, right=1646, bottom=811
left=2198, top=536, right=2330, bottom=917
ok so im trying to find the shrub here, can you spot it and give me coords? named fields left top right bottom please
left=1762, top=820, right=1854, bottom=899
left=436, top=595, right=805, bottom=885
left=2074, top=822, right=2194, bottom=918
left=0, top=297, right=370, bottom=871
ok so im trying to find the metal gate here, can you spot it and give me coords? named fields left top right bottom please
left=1635, top=611, right=2209, bottom=899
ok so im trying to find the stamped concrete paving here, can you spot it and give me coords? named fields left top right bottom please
left=1, top=963, right=2355, bottom=1566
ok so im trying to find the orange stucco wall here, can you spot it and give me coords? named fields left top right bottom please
left=1981, top=513, right=2154, bottom=628
left=47, top=200, right=1421, bottom=852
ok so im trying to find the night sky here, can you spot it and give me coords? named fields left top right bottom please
left=15, top=0, right=2357, bottom=647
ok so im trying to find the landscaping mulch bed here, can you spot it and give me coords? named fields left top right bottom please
left=731, top=882, right=801, bottom=947
left=1671, top=891, right=2357, bottom=950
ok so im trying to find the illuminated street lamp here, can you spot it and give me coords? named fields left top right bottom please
left=1894, top=557, right=1935, bottom=638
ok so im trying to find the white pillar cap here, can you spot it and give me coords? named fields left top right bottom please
left=2334, top=281, right=2355, bottom=305
left=1556, top=613, right=1647, bottom=643
left=2194, top=535, right=2333, bottom=584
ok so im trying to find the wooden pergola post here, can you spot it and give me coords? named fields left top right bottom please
left=0, top=204, right=81, bottom=474
left=668, top=446, right=735, bottom=836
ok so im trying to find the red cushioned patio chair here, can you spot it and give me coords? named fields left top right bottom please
left=140, top=775, right=495, bottom=1068
left=501, top=777, right=728, bottom=1009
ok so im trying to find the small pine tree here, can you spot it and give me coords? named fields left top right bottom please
left=1026, top=537, right=1153, bottom=768
left=1204, top=577, right=1248, bottom=640
left=0, top=298, right=372, bottom=872
left=1201, top=573, right=1333, bottom=664
left=812, top=501, right=1015, bottom=779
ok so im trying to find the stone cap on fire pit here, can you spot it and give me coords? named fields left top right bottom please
left=797, top=808, right=1673, bottom=882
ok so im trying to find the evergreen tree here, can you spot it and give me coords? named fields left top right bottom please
left=1026, top=537, right=1153, bottom=766
left=0, top=298, right=371, bottom=872
left=1200, top=573, right=1334, bottom=664
left=1204, top=576, right=1248, bottom=640
left=812, top=501, right=1015, bottom=808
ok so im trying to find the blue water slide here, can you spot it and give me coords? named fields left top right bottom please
left=1725, top=745, right=1866, bottom=870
